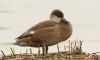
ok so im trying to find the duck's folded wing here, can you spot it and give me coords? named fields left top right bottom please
left=16, top=27, right=55, bottom=40
left=31, top=27, right=58, bottom=42
left=16, top=21, right=57, bottom=40
left=16, top=30, right=34, bottom=39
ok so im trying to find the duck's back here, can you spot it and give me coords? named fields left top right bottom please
left=28, top=20, right=57, bottom=31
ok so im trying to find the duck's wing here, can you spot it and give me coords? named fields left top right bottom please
left=30, top=27, right=59, bottom=43
left=16, top=21, right=57, bottom=40
left=17, top=27, right=55, bottom=39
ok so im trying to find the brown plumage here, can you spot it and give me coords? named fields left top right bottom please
left=15, top=9, right=72, bottom=54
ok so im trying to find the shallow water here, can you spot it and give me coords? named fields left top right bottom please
left=0, top=0, right=100, bottom=56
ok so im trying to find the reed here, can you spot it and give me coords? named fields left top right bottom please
left=57, top=43, right=60, bottom=53
left=1, top=50, right=6, bottom=57
left=10, top=47, right=15, bottom=57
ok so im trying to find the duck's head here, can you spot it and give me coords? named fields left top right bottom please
left=50, top=9, right=67, bottom=23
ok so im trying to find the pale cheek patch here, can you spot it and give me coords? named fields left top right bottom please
left=30, top=31, right=35, bottom=34
left=50, top=15, right=61, bottom=23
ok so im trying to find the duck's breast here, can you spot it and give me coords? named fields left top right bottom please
left=58, top=21, right=73, bottom=41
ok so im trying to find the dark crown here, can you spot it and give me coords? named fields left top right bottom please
left=51, top=9, right=64, bottom=18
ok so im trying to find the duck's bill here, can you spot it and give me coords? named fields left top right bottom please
left=61, top=18, right=68, bottom=23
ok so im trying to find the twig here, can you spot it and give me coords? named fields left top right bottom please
left=64, top=45, right=66, bottom=52
left=38, top=44, right=40, bottom=56
left=10, top=47, right=15, bottom=57
left=71, top=42, right=73, bottom=53
left=69, top=40, right=71, bottom=59
left=26, top=49, right=28, bottom=56
left=0, top=50, right=6, bottom=57
left=57, top=43, right=60, bottom=53
left=29, top=48, right=34, bottom=58
left=20, top=51, right=22, bottom=58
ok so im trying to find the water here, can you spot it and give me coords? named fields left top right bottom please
left=0, top=0, right=100, bottom=56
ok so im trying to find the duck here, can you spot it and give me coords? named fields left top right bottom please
left=15, top=9, right=72, bottom=55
